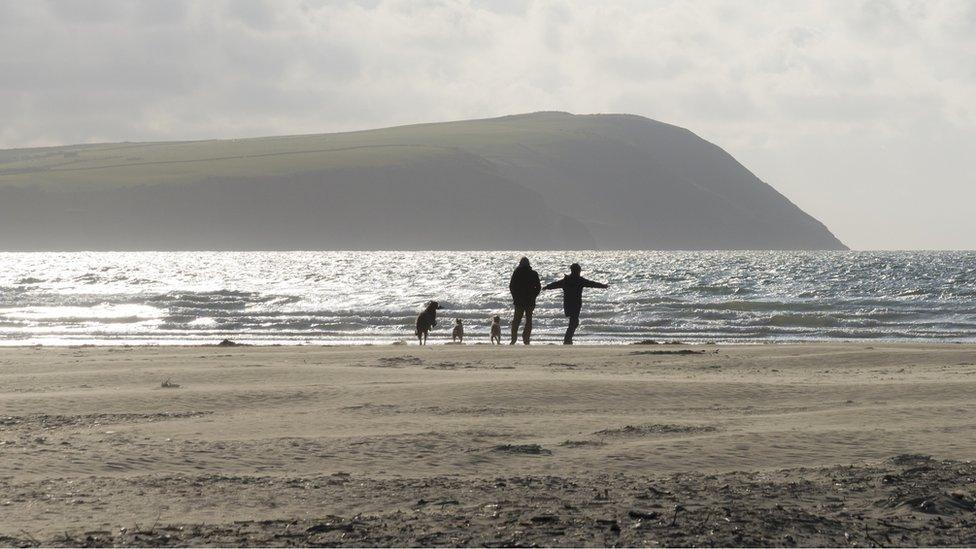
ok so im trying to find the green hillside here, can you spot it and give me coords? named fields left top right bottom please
left=0, top=112, right=597, bottom=189
left=0, top=112, right=846, bottom=251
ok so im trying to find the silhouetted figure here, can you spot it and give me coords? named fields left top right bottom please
left=543, top=263, right=608, bottom=345
left=509, top=256, right=542, bottom=345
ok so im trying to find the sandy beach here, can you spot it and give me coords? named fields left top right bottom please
left=2, top=343, right=976, bottom=546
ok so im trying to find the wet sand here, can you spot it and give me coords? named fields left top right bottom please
left=1, top=343, right=975, bottom=546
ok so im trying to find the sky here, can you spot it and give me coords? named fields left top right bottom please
left=1, top=0, right=974, bottom=250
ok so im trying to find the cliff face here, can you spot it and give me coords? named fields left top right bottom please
left=0, top=112, right=846, bottom=251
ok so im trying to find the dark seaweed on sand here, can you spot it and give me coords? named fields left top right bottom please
left=10, top=455, right=976, bottom=547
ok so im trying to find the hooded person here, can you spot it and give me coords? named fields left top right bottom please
left=543, top=263, right=609, bottom=345
left=508, top=256, right=542, bottom=344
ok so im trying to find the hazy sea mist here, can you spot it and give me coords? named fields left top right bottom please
left=0, top=251, right=973, bottom=345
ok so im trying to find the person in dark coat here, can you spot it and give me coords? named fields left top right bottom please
left=509, top=256, right=542, bottom=345
left=543, top=262, right=608, bottom=345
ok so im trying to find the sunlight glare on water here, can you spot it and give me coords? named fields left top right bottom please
left=0, top=251, right=974, bottom=345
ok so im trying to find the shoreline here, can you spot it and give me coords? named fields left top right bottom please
left=2, top=338, right=976, bottom=348
left=2, top=343, right=975, bottom=544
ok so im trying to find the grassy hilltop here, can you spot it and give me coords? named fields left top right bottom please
left=0, top=112, right=846, bottom=251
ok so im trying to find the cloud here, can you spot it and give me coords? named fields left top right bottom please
left=0, top=0, right=974, bottom=248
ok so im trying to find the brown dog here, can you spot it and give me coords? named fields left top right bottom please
left=490, top=315, right=502, bottom=345
left=415, top=301, right=441, bottom=345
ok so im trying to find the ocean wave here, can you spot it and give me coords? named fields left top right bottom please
left=762, top=313, right=845, bottom=328
left=1, top=250, right=975, bottom=345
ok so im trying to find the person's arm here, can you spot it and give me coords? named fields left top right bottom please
left=531, top=271, right=542, bottom=296
left=581, top=277, right=608, bottom=289
left=543, top=277, right=566, bottom=290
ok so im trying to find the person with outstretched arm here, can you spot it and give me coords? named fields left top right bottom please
left=509, top=256, right=542, bottom=344
left=543, top=262, right=608, bottom=345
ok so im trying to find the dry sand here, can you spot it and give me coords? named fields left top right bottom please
left=1, top=343, right=976, bottom=546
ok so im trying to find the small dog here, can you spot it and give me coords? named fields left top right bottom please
left=415, top=301, right=441, bottom=345
left=489, top=315, right=502, bottom=345
left=452, top=318, right=464, bottom=343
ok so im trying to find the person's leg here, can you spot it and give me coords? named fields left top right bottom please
left=510, top=305, right=524, bottom=345
left=522, top=308, right=533, bottom=345
left=564, top=315, right=579, bottom=345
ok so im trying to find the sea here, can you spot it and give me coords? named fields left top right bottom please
left=0, top=251, right=974, bottom=346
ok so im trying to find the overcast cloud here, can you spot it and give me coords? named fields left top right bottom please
left=1, top=0, right=974, bottom=249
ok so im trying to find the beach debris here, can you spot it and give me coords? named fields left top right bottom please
left=594, top=423, right=717, bottom=437
left=887, top=453, right=932, bottom=465
left=881, top=492, right=976, bottom=514
left=424, top=361, right=460, bottom=370
left=11, top=455, right=976, bottom=546
left=628, top=509, right=660, bottom=520
left=559, top=439, right=606, bottom=447
left=492, top=444, right=552, bottom=455
left=160, top=378, right=181, bottom=389
left=528, top=514, right=560, bottom=525
left=217, top=339, right=246, bottom=347
left=630, top=349, right=705, bottom=355
left=669, top=504, right=685, bottom=527
left=306, top=517, right=355, bottom=534
left=376, top=356, right=423, bottom=367
left=633, top=339, right=660, bottom=345
left=0, top=412, right=210, bottom=431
